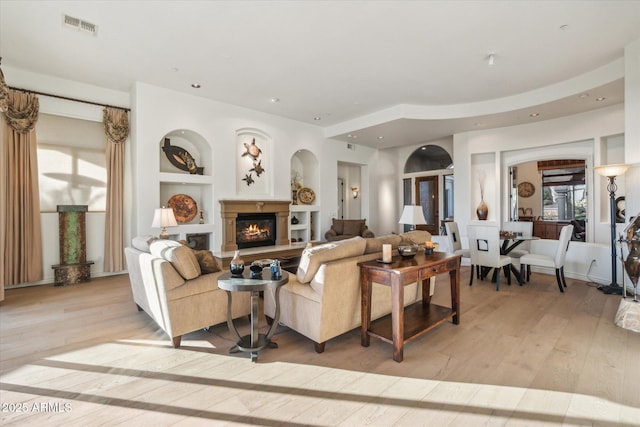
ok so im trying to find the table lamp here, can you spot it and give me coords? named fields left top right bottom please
left=594, top=163, right=629, bottom=295
left=399, top=205, right=427, bottom=231
left=152, top=206, right=178, bottom=239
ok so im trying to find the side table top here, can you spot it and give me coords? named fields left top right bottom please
left=218, top=268, right=289, bottom=292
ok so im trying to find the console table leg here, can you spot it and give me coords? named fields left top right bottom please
left=391, top=276, right=404, bottom=362
left=360, top=273, right=372, bottom=347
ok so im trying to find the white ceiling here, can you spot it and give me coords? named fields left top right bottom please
left=2, top=1, right=640, bottom=149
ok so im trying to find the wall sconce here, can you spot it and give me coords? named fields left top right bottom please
left=351, top=187, right=359, bottom=199
left=152, top=206, right=178, bottom=239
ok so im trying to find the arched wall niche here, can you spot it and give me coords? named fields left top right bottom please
left=291, top=149, right=319, bottom=196
left=159, top=129, right=212, bottom=175
left=404, top=144, right=453, bottom=173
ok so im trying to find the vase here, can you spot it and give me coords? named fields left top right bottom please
left=476, top=200, right=488, bottom=220
left=230, top=250, right=245, bottom=277
left=624, top=240, right=640, bottom=299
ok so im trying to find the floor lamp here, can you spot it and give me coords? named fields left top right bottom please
left=594, top=163, right=629, bottom=295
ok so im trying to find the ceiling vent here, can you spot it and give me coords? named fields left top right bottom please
left=63, top=14, right=97, bottom=35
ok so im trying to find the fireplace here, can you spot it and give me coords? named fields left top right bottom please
left=236, top=213, right=277, bottom=249
left=220, top=199, right=291, bottom=252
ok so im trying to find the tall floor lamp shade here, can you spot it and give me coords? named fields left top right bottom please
left=399, top=205, right=427, bottom=230
left=152, top=207, right=178, bottom=239
left=594, top=163, right=630, bottom=295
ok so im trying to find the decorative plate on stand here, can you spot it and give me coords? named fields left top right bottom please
left=168, top=194, right=198, bottom=223
left=298, top=187, right=316, bottom=204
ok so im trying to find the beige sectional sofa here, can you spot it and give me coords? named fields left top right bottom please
left=263, top=230, right=434, bottom=352
left=125, top=236, right=250, bottom=347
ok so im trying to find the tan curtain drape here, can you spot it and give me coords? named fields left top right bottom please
left=0, top=90, right=43, bottom=291
left=103, top=108, right=129, bottom=272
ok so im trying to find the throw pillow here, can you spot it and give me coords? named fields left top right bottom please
left=178, top=240, right=220, bottom=274
left=192, top=250, right=220, bottom=274
left=343, top=219, right=365, bottom=236
left=332, top=218, right=344, bottom=235
left=154, top=243, right=201, bottom=280
left=296, top=236, right=366, bottom=283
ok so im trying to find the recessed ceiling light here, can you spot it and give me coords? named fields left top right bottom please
left=529, top=113, right=539, bottom=117
left=474, top=122, right=483, bottom=127
left=313, top=117, right=321, bottom=121
left=377, top=136, right=384, bottom=140
left=595, top=97, right=606, bottom=101
left=579, top=93, right=589, bottom=98
left=270, top=98, right=280, bottom=103
left=191, top=83, right=201, bottom=88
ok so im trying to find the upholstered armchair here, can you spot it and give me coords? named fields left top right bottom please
left=324, top=218, right=375, bottom=241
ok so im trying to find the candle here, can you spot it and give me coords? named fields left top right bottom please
left=382, top=244, right=392, bottom=262
left=425, top=241, right=434, bottom=249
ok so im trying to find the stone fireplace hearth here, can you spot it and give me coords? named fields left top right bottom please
left=219, top=199, right=290, bottom=252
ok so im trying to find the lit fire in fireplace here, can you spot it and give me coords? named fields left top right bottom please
left=239, top=223, right=271, bottom=241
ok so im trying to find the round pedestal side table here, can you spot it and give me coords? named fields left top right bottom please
left=217, top=268, right=289, bottom=362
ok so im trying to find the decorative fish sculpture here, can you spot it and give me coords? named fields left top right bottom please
left=162, top=138, right=204, bottom=175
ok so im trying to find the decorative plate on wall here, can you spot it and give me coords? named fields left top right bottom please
left=297, top=187, right=316, bottom=204
left=168, top=194, right=198, bottom=223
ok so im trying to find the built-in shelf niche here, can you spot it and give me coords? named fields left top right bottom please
left=158, top=129, right=214, bottom=249
left=291, top=149, right=320, bottom=242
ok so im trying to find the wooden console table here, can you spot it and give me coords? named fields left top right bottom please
left=359, top=251, right=461, bottom=362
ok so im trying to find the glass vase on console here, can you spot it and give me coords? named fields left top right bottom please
left=230, top=250, right=245, bottom=277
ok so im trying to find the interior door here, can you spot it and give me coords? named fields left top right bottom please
left=415, top=176, right=439, bottom=235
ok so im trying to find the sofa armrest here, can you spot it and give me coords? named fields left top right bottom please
left=361, top=228, right=375, bottom=238
left=324, top=228, right=338, bottom=240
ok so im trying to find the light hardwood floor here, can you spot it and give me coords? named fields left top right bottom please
left=1, top=268, right=639, bottom=426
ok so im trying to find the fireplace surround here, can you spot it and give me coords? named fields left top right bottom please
left=220, top=200, right=290, bottom=252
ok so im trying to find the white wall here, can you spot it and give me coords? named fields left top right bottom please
left=132, top=83, right=381, bottom=252
left=449, top=104, right=636, bottom=285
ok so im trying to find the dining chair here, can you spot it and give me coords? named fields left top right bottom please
left=445, top=222, right=473, bottom=280
left=502, top=221, right=534, bottom=279
left=467, top=224, right=513, bottom=291
left=519, top=224, right=573, bottom=293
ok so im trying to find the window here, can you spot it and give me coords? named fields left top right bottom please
left=541, top=164, right=586, bottom=221
left=36, top=114, right=106, bottom=212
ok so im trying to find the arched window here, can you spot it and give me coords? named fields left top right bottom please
left=403, top=145, right=452, bottom=173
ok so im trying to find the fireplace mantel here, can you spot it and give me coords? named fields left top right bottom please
left=219, top=199, right=291, bottom=251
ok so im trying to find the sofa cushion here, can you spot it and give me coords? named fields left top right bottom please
left=364, top=234, right=403, bottom=254
left=343, top=219, right=365, bottom=236
left=132, top=235, right=158, bottom=253
left=332, top=218, right=344, bottom=235
left=296, top=236, right=366, bottom=283
left=150, top=240, right=201, bottom=280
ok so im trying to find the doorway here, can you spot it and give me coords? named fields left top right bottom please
left=415, top=176, right=439, bottom=235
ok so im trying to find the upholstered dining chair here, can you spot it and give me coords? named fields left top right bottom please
left=502, top=221, right=534, bottom=279
left=467, top=224, right=513, bottom=291
left=519, top=224, right=573, bottom=293
left=445, top=222, right=474, bottom=279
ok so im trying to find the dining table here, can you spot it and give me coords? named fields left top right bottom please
left=499, top=231, right=539, bottom=284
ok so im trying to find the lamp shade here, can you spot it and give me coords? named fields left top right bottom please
left=398, top=205, right=427, bottom=225
left=594, top=163, right=630, bottom=177
left=152, top=207, right=178, bottom=228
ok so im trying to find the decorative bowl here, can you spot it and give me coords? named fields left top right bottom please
left=397, top=244, right=419, bottom=258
